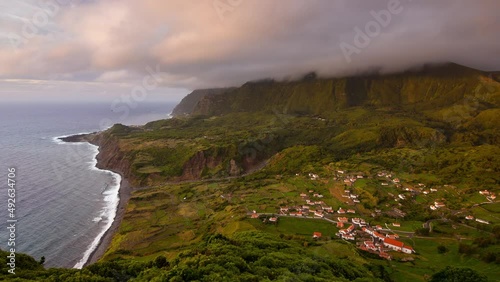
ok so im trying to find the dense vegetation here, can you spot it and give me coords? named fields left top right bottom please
left=2, top=232, right=392, bottom=281
left=0, top=237, right=491, bottom=281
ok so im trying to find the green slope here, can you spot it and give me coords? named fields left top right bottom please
left=3, top=63, right=499, bottom=281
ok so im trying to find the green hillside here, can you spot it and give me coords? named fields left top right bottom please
left=2, top=63, right=499, bottom=281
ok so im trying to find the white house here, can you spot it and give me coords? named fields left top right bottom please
left=475, top=218, right=490, bottom=224
left=383, top=238, right=403, bottom=252
left=434, top=202, right=446, bottom=208
left=402, top=245, right=415, bottom=254
left=314, top=211, right=324, bottom=218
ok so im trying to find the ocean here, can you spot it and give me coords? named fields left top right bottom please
left=0, top=102, right=175, bottom=268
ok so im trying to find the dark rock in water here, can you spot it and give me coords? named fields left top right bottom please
left=59, top=133, right=94, bottom=143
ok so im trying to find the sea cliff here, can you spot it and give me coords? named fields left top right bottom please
left=59, top=133, right=133, bottom=266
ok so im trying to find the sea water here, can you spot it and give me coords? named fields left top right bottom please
left=0, top=102, right=175, bottom=268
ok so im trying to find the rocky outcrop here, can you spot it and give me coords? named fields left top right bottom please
left=89, top=134, right=133, bottom=181
left=178, top=149, right=244, bottom=181
left=229, top=159, right=241, bottom=176
left=179, top=150, right=224, bottom=180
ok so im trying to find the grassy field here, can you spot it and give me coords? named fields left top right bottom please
left=388, top=221, right=425, bottom=232
left=389, top=238, right=500, bottom=282
left=247, top=217, right=339, bottom=238
left=481, top=203, right=500, bottom=213
left=309, top=240, right=369, bottom=265
left=471, top=206, right=500, bottom=224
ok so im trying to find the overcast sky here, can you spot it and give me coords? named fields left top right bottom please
left=0, top=0, right=498, bottom=103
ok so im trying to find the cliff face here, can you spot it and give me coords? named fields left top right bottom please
left=86, top=133, right=135, bottom=184
left=178, top=148, right=265, bottom=181
left=179, top=151, right=232, bottom=181
left=171, top=88, right=234, bottom=117
left=182, top=63, right=499, bottom=117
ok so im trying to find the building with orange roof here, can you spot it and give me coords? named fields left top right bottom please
left=383, top=237, right=404, bottom=252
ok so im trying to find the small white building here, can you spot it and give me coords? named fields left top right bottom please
left=402, top=245, right=415, bottom=254
left=475, top=218, right=490, bottom=224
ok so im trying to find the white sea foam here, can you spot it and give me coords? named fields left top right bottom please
left=73, top=143, right=121, bottom=269
left=53, top=134, right=121, bottom=269
left=54, top=112, right=172, bottom=268
left=52, top=136, right=67, bottom=145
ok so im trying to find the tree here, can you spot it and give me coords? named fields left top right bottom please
left=493, top=225, right=500, bottom=240
left=415, top=227, right=430, bottom=236
left=474, top=237, right=493, bottom=248
left=430, top=267, right=487, bottom=282
left=482, top=252, right=497, bottom=263
left=458, top=243, right=477, bottom=255
left=437, top=245, right=448, bottom=254
left=154, top=255, right=169, bottom=268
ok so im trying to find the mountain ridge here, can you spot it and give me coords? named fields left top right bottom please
left=173, top=63, right=499, bottom=119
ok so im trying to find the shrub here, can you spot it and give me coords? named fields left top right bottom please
left=154, top=255, right=169, bottom=268
left=437, top=245, right=449, bottom=254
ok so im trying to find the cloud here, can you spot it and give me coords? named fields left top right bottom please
left=96, top=70, right=132, bottom=82
left=0, top=78, right=187, bottom=103
left=0, top=0, right=499, bottom=94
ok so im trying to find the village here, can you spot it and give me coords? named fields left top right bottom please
left=249, top=169, right=497, bottom=260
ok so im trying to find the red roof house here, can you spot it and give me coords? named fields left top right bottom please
left=383, top=238, right=404, bottom=252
